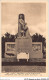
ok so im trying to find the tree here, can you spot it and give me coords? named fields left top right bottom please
left=2, top=36, right=5, bottom=58
left=32, top=33, right=46, bottom=46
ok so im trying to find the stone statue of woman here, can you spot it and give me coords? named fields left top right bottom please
left=18, top=14, right=30, bottom=37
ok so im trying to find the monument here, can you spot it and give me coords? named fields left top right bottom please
left=15, top=14, right=33, bottom=60
left=5, top=14, right=43, bottom=61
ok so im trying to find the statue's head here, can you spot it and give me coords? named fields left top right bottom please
left=19, top=14, right=25, bottom=20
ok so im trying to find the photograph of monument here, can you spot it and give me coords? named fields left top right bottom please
left=1, top=2, right=46, bottom=72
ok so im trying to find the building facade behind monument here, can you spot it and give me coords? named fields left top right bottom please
left=5, top=42, right=43, bottom=59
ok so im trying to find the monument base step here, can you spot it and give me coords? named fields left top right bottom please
left=2, top=58, right=46, bottom=63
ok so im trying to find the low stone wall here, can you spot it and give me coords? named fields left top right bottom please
left=28, top=58, right=46, bottom=62
left=2, top=58, right=46, bottom=62
left=2, top=58, right=17, bottom=62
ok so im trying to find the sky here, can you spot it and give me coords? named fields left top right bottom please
left=1, top=3, right=46, bottom=38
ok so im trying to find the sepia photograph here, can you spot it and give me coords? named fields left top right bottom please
left=1, top=1, right=48, bottom=76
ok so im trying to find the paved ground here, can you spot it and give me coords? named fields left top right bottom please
left=2, top=66, right=46, bottom=72
left=2, top=59, right=46, bottom=73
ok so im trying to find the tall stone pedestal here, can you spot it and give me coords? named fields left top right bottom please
left=15, top=37, right=32, bottom=59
